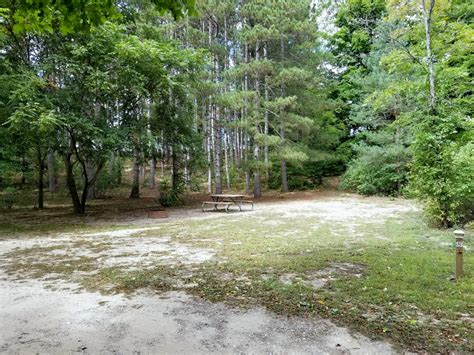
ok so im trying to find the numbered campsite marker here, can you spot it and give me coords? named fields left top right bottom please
left=454, top=230, right=465, bottom=279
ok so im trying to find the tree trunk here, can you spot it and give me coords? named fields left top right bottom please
left=86, top=160, right=98, bottom=199
left=171, top=148, right=179, bottom=190
left=140, top=164, right=146, bottom=186
left=117, top=159, right=122, bottom=186
left=253, top=40, right=262, bottom=198
left=64, top=153, right=83, bottom=214
left=37, top=147, right=45, bottom=209
left=80, top=161, right=103, bottom=213
left=47, top=150, right=56, bottom=193
left=224, top=133, right=231, bottom=189
left=421, top=0, right=436, bottom=113
left=280, top=36, right=289, bottom=192
left=129, top=147, right=140, bottom=199
left=214, top=106, right=223, bottom=194
left=263, top=42, right=269, bottom=181
left=108, top=153, right=115, bottom=187
left=149, top=157, right=156, bottom=189
left=280, top=118, right=289, bottom=193
left=207, top=134, right=212, bottom=193
left=184, top=152, right=191, bottom=189
left=253, top=144, right=262, bottom=198
left=281, top=159, right=288, bottom=193
left=20, top=157, right=27, bottom=187
left=245, top=170, right=250, bottom=194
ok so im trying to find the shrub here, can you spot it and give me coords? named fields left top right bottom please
left=410, top=113, right=474, bottom=227
left=158, top=177, right=184, bottom=207
left=269, top=156, right=346, bottom=191
left=341, top=144, right=410, bottom=196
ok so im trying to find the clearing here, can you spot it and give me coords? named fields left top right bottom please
left=0, top=191, right=472, bottom=353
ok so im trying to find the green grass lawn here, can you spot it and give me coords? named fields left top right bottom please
left=1, top=196, right=472, bottom=352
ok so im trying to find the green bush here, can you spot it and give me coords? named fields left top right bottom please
left=410, top=114, right=474, bottom=227
left=269, top=156, right=345, bottom=191
left=158, top=177, right=185, bottom=207
left=341, top=144, right=409, bottom=196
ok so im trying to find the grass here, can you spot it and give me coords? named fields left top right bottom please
left=1, top=194, right=472, bottom=352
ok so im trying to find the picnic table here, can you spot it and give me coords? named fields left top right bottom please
left=202, top=194, right=253, bottom=212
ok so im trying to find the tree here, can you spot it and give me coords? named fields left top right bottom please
left=339, top=0, right=473, bottom=225
left=1, top=0, right=196, bottom=34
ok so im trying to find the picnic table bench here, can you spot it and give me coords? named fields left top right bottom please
left=202, top=194, right=254, bottom=212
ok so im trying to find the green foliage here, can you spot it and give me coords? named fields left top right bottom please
left=410, top=113, right=474, bottom=227
left=158, top=177, right=185, bottom=207
left=342, top=140, right=409, bottom=196
left=270, top=155, right=345, bottom=191
left=335, top=0, right=473, bottom=228
left=2, top=0, right=196, bottom=34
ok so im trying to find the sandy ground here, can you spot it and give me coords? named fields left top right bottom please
left=0, top=194, right=416, bottom=354
left=0, top=276, right=394, bottom=354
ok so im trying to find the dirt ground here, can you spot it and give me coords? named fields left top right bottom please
left=0, top=192, right=420, bottom=354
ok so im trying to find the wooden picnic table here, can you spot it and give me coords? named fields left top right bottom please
left=211, top=194, right=246, bottom=211
left=202, top=194, right=253, bottom=212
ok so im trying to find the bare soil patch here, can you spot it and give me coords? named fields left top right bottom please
left=0, top=191, right=427, bottom=353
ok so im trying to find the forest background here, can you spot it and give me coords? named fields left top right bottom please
left=0, top=0, right=472, bottom=227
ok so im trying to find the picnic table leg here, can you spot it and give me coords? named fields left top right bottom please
left=233, top=198, right=242, bottom=211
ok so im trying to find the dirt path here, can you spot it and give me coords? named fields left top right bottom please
left=0, top=275, right=394, bottom=354
left=0, top=194, right=415, bottom=354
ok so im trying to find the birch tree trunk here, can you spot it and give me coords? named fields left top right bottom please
left=421, top=0, right=436, bottom=113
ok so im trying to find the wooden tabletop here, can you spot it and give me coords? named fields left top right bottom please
left=211, top=194, right=245, bottom=198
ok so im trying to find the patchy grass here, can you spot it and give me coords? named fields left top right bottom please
left=1, top=195, right=472, bottom=352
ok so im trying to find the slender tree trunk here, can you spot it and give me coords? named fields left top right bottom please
left=47, top=150, right=56, bottom=193
left=280, top=121, right=289, bottom=193
left=263, top=42, right=269, bottom=182
left=139, top=164, right=146, bottom=186
left=281, top=158, right=288, bottom=193
left=207, top=130, right=212, bottom=193
left=108, top=153, right=115, bottom=186
left=280, top=36, right=289, bottom=192
left=149, top=157, right=156, bottom=189
left=130, top=147, right=140, bottom=199
left=184, top=151, right=191, bottom=189
left=244, top=42, right=251, bottom=193
left=37, top=147, right=45, bottom=209
left=86, top=160, right=98, bottom=199
left=171, top=148, right=179, bottom=190
left=213, top=55, right=223, bottom=194
left=224, top=133, right=231, bottom=189
left=421, top=0, right=436, bottom=113
left=396, top=127, right=402, bottom=196
left=253, top=40, right=262, bottom=198
left=80, top=162, right=103, bottom=213
left=117, top=159, right=122, bottom=186
left=214, top=109, right=223, bottom=194
left=64, top=153, right=83, bottom=214
left=20, top=157, right=27, bottom=187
